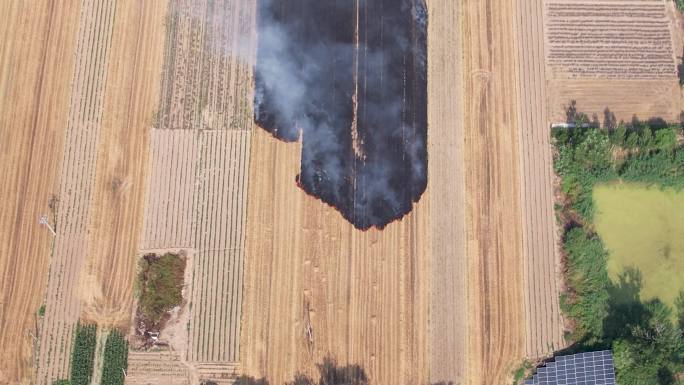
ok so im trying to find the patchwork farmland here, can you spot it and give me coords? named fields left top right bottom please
left=1, top=0, right=682, bottom=384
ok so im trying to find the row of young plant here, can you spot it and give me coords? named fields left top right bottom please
left=52, top=324, right=128, bottom=385
left=553, top=115, right=684, bottom=385
left=100, top=330, right=128, bottom=385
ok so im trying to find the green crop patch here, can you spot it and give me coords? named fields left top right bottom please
left=100, top=330, right=128, bottom=385
left=70, top=323, right=97, bottom=385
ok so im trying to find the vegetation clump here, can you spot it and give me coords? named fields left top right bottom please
left=136, top=253, right=186, bottom=330
left=69, top=323, right=97, bottom=385
left=100, top=330, right=128, bottom=385
left=552, top=107, right=684, bottom=384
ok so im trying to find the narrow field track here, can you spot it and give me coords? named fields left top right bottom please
left=188, top=130, right=252, bottom=363
left=36, top=0, right=118, bottom=383
left=0, top=2, right=81, bottom=382
left=515, top=0, right=565, bottom=359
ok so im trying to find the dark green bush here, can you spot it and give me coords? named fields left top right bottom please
left=137, top=253, right=185, bottom=327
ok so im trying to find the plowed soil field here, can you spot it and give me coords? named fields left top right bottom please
left=545, top=0, right=683, bottom=123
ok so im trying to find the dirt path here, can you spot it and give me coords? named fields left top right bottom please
left=461, top=0, right=526, bottom=383
left=515, top=0, right=565, bottom=358
left=425, top=0, right=468, bottom=383
left=0, top=2, right=81, bottom=382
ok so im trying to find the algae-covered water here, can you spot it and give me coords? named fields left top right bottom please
left=594, top=183, right=684, bottom=308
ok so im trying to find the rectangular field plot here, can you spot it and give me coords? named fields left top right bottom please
left=139, top=129, right=251, bottom=364
left=156, top=0, right=255, bottom=130
left=545, top=0, right=677, bottom=79
left=188, top=130, right=251, bottom=363
left=140, top=130, right=199, bottom=250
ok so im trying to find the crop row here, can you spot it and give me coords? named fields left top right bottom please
left=188, top=130, right=251, bottom=362
left=99, top=330, right=128, bottom=385
left=69, top=323, right=97, bottom=385
left=157, top=0, right=253, bottom=131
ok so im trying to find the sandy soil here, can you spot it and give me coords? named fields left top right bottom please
left=0, top=2, right=81, bottom=383
left=461, top=0, right=526, bottom=383
left=515, top=0, right=565, bottom=359
left=80, top=0, right=167, bottom=328
left=425, top=0, right=468, bottom=383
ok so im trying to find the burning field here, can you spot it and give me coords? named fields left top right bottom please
left=254, top=0, right=428, bottom=230
left=2, top=0, right=683, bottom=384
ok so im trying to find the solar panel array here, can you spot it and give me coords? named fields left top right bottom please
left=524, top=350, right=616, bottom=385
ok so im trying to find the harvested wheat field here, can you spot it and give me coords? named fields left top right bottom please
left=545, top=0, right=683, bottom=122
left=7, top=0, right=684, bottom=383
left=425, top=0, right=468, bottom=383
left=36, top=0, right=118, bottom=382
left=461, top=0, right=526, bottom=383
left=240, top=127, right=431, bottom=385
left=515, top=0, right=565, bottom=359
left=0, top=2, right=80, bottom=382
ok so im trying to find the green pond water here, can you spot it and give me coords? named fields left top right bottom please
left=593, top=183, right=684, bottom=308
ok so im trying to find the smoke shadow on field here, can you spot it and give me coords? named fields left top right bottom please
left=254, top=0, right=429, bottom=230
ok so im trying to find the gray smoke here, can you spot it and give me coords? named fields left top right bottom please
left=255, top=0, right=428, bottom=230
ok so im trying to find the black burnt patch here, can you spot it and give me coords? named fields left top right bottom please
left=255, top=0, right=428, bottom=230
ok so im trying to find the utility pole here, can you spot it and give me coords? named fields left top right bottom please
left=39, top=215, right=56, bottom=236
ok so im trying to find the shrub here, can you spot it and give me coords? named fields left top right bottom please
left=100, top=330, right=128, bottom=385
left=562, top=228, right=610, bottom=340
left=137, top=253, right=185, bottom=328
left=69, top=323, right=97, bottom=385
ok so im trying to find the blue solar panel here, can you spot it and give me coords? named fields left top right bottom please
left=523, top=350, right=616, bottom=385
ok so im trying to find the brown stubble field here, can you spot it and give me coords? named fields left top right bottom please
left=79, top=0, right=167, bottom=328
left=1, top=0, right=167, bottom=383
left=241, top=127, right=431, bottom=384
left=0, top=2, right=80, bottom=382
left=461, top=0, right=526, bottom=383
left=12, top=0, right=681, bottom=383
left=425, top=0, right=467, bottom=383
left=545, top=0, right=683, bottom=123
left=515, top=0, right=565, bottom=359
